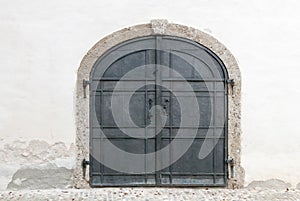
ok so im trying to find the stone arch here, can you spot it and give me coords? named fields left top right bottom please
left=74, top=20, right=244, bottom=188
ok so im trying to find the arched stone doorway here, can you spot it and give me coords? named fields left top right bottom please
left=74, top=20, right=244, bottom=188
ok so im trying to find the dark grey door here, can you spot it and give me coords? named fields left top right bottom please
left=89, top=36, right=228, bottom=187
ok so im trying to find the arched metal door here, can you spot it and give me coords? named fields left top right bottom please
left=89, top=36, right=228, bottom=186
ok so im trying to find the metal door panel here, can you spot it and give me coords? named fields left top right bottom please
left=160, top=37, right=225, bottom=79
left=90, top=36, right=228, bottom=187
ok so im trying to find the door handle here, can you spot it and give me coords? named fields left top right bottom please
left=148, top=98, right=153, bottom=108
left=163, top=98, right=169, bottom=109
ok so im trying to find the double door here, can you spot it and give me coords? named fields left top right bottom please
left=89, top=36, right=227, bottom=186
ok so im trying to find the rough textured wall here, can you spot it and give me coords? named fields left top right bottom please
left=1, top=188, right=300, bottom=200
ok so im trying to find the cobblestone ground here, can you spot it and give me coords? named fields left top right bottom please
left=1, top=188, right=300, bottom=201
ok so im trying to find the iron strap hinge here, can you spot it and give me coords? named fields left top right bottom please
left=82, top=159, right=90, bottom=179
left=226, top=79, right=235, bottom=95
left=83, top=79, right=90, bottom=98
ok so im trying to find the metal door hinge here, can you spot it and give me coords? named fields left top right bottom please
left=82, top=159, right=90, bottom=179
left=83, top=79, right=90, bottom=98
left=226, top=158, right=234, bottom=165
left=226, top=158, right=235, bottom=178
left=227, top=79, right=235, bottom=95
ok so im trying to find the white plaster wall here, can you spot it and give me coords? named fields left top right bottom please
left=0, top=0, right=300, bottom=186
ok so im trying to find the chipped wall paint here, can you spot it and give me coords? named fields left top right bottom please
left=0, top=140, right=75, bottom=190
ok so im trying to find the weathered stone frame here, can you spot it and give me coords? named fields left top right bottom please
left=74, top=20, right=244, bottom=188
